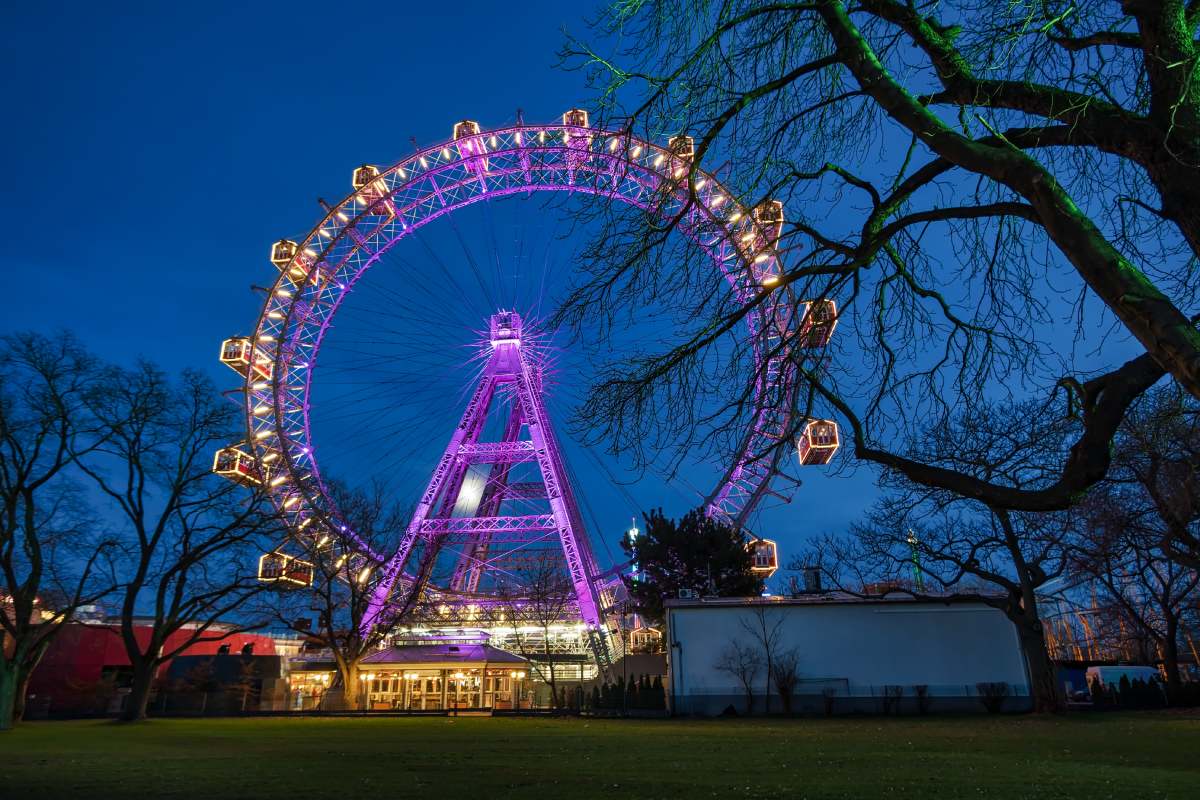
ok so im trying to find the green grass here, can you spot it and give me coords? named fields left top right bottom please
left=2, top=713, right=1198, bottom=799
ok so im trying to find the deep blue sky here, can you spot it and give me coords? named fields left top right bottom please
left=1, top=1, right=880, bottom=580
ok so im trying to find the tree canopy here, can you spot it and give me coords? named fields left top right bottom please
left=559, top=0, right=1200, bottom=516
left=622, top=507, right=763, bottom=623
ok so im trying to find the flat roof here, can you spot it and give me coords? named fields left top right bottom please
left=362, top=643, right=528, bottom=666
left=665, top=592, right=1002, bottom=609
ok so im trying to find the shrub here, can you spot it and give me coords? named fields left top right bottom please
left=881, top=685, right=904, bottom=715
left=913, top=684, right=932, bottom=715
left=976, top=682, right=1009, bottom=714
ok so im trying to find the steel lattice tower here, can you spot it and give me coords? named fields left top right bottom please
left=362, top=312, right=613, bottom=663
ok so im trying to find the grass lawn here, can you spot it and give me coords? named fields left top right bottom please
left=2, top=713, right=1198, bottom=799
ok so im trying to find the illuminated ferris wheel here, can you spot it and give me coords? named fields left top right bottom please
left=212, top=109, right=840, bottom=658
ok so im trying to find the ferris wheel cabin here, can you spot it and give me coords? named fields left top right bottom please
left=212, top=445, right=262, bottom=486
left=269, top=238, right=331, bottom=288
left=562, top=108, right=589, bottom=128
left=796, top=419, right=840, bottom=466
left=220, top=337, right=273, bottom=381
left=749, top=538, right=779, bottom=578
left=351, top=163, right=381, bottom=191
left=668, top=134, right=695, bottom=178
left=453, top=120, right=481, bottom=140
left=257, top=552, right=314, bottom=587
left=753, top=199, right=785, bottom=248
left=798, top=299, right=838, bottom=348
left=351, top=165, right=396, bottom=218
left=452, top=120, right=489, bottom=172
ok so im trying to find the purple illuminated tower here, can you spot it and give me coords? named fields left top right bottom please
left=362, top=312, right=612, bottom=662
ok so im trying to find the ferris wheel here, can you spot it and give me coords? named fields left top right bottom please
left=212, top=109, right=840, bottom=643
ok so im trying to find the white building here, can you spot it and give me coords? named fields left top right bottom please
left=665, top=594, right=1032, bottom=714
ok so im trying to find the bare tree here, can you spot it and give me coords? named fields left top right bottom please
left=555, top=1, right=1198, bottom=519
left=499, top=551, right=578, bottom=709
left=1103, top=385, right=1200, bottom=570
left=802, top=397, right=1084, bottom=710
left=0, top=332, right=115, bottom=731
left=77, top=363, right=285, bottom=721
left=1071, top=493, right=1200, bottom=693
left=773, top=649, right=802, bottom=715
left=811, top=499, right=1072, bottom=712
left=740, top=605, right=785, bottom=714
left=714, top=638, right=761, bottom=715
left=266, top=480, right=407, bottom=711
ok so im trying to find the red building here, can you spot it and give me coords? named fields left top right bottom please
left=25, top=617, right=283, bottom=716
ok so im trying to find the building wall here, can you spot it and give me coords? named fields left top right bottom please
left=666, top=599, right=1031, bottom=715
left=25, top=622, right=281, bottom=716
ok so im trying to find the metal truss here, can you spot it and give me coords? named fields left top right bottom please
left=361, top=313, right=608, bottom=655
left=457, top=441, right=537, bottom=463
left=417, top=514, right=557, bottom=536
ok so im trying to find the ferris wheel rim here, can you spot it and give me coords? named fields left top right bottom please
left=237, top=118, right=797, bottom=573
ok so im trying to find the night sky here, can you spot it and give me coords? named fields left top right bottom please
left=2, top=1, right=882, bottom=582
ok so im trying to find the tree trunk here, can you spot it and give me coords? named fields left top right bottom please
left=1161, top=621, right=1183, bottom=697
left=0, top=659, right=19, bottom=731
left=1017, top=618, right=1062, bottom=712
left=12, top=666, right=33, bottom=723
left=121, top=662, right=156, bottom=722
left=336, top=661, right=360, bottom=711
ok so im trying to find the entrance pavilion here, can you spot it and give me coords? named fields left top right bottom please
left=360, top=643, right=531, bottom=711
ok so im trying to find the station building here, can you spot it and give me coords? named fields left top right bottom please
left=665, top=594, right=1032, bottom=715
